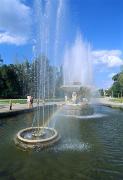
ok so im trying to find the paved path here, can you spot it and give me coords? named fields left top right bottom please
left=0, top=104, right=29, bottom=112
left=0, top=102, right=63, bottom=118
left=0, top=98, right=122, bottom=118
left=98, top=97, right=123, bottom=109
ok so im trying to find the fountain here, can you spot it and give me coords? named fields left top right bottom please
left=14, top=127, right=59, bottom=150
left=14, top=0, right=64, bottom=150
left=63, top=33, right=92, bottom=87
left=14, top=1, right=97, bottom=150
left=61, top=33, right=94, bottom=116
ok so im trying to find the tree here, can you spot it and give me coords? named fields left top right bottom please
left=55, top=65, right=64, bottom=98
left=0, top=64, right=21, bottom=98
left=0, top=55, right=64, bottom=99
left=98, top=89, right=104, bottom=96
left=108, top=72, right=123, bottom=97
left=79, top=87, right=91, bottom=99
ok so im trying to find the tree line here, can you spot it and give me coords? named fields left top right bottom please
left=0, top=56, right=64, bottom=99
left=99, top=67, right=123, bottom=97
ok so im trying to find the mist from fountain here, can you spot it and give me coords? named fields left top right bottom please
left=14, top=0, right=65, bottom=150
left=61, top=33, right=100, bottom=118
left=33, top=0, right=65, bottom=129
left=63, top=33, right=93, bottom=87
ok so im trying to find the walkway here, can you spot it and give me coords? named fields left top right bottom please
left=98, top=97, right=123, bottom=109
left=1, top=98, right=123, bottom=118
left=0, top=102, right=63, bottom=118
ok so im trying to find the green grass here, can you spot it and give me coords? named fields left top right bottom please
left=45, top=98, right=64, bottom=102
left=0, top=99, right=27, bottom=104
left=0, top=98, right=64, bottom=105
left=110, top=98, right=123, bottom=103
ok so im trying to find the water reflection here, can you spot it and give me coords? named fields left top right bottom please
left=0, top=105, right=123, bottom=179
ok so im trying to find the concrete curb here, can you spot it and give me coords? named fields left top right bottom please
left=100, top=103, right=123, bottom=110
left=0, top=107, right=34, bottom=118
left=0, top=104, right=57, bottom=118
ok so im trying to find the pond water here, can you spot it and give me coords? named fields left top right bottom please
left=0, top=105, right=123, bottom=180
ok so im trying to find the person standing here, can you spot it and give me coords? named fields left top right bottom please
left=9, top=99, right=12, bottom=110
left=30, top=96, right=33, bottom=108
left=27, top=96, right=30, bottom=108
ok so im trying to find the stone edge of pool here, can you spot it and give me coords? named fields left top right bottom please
left=101, top=103, right=123, bottom=110
left=0, top=107, right=35, bottom=118
left=0, top=103, right=59, bottom=118
left=0, top=100, right=123, bottom=118
left=98, top=98, right=123, bottom=110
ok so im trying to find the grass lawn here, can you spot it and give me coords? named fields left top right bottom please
left=0, top=99, right=27, bottom=104
left=0, top=98, right=64, bottom=105
left=110, top=98, right=123, bottom=103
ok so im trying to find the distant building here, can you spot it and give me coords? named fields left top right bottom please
left=0, top=55, right=3, bottom=66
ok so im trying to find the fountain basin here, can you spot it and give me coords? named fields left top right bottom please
left=14, top=127, right=60, bottom=151
left=62, top=103, right=94, bottom=116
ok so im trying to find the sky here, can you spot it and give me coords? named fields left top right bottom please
left=0, top=0, right=123, bottom=89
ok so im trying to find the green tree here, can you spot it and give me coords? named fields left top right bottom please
left=0, top=64, right=20, bottom=98
left=109, top=72, right=123, bottom=97
left=98, top=89, right=104, bottom=96
left=0, top=55, right=64, bottom=99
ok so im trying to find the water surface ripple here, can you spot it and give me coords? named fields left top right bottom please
left=0, top=106, right=123, bottom=180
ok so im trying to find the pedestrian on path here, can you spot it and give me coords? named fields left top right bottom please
left=9, top=99, right=12, bottom=110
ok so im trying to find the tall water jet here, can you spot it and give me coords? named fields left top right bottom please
left=61, top=33, right=94, bottom=116
left=14, top=0, right=65, bottom=150
left=63, top=33, right=93, bottom=87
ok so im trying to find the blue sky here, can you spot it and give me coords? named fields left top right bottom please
left=0, top=0, right=123, bottom=89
